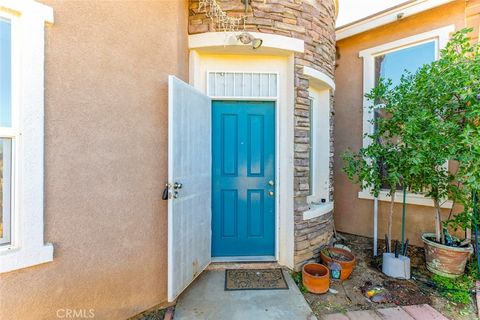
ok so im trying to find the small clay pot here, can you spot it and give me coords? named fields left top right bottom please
left=320, top=247, right=356, bottom=280
left=302, top=263, right=330, bottom=294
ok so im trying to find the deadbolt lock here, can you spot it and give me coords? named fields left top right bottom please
left=173, top=182, right=183, bottom=189
left=268, top=180, right=275, bottom=186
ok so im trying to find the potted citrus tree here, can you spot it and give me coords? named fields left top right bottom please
left=342, top=133, right=399, bottom=254
left=410, top=30, right=478, bottom=278
left=441, top=29, right=480, bottom=276
left=343, top=78, right=417, bottom=279
left=364, top=29, right=478, bottom=278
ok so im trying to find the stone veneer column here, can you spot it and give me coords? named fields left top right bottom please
left=189, top=0, right=336, bottom=270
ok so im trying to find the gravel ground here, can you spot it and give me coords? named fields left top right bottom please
left=294, top=233, right=478, bottom=320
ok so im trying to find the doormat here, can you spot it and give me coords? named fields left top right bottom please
left=225, top=269, right=289, bottom=291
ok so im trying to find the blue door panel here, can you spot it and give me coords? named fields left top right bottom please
left=247, top=114, right=264, bottom=176
left=247, top=189, right=264, bottom=237
left=212, top=101, right=275, bottom=257
left=221, top=114, right=238, bottom=176
left=221, top=190, right=238, bottom=238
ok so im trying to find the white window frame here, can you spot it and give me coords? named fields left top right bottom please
left=358, top=25, right=455, bottom=208
left=0, top=0, right=54, bottom=273
left=302, top=66, right=335, bottom=220
left=0, top=16, right=15, bottom=246
left=0, top=139, right=13, bottom=246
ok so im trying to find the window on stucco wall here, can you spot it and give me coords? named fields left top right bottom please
left=358, top=25, right=455, bottom=207
left=0, top=1, right=54, bottom=273
left=0, top=17, right=13, bottom=246
left=373, top=41, right=436, bottom=191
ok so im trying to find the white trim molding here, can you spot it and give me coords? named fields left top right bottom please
left=0, top=0, right=54, bottom=273
left=189, top=32, right=304, bottom=55
left=358, top=25, right=454, bottom=58
left=336, top=0, right=455, bottom=40
left=303, top=67, right=334, bottom=221
left=303, top=66, right=335, bottom=90
left=358, top=190, right=453, bottom=208
left=358, top=25, right=454, bottom=208
left=303, top=202, right=334, bottom=220
left=0, top=0, right=53, bottom=24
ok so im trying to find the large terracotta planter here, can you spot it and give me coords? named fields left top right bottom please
left=302, top=263, right=330, bottom=294
left=422, top=233, right=473, bottom=278
left=320, top=247, right=356, bottom=280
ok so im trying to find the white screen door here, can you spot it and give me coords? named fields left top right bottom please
left=167, top=76, right=212, bottom=302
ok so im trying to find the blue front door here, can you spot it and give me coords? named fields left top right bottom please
left=212, top=101, right=275, bottom=257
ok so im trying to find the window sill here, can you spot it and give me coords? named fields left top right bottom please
left=303, top=202, right=334, bottom=220
left=358, top=190, right=453, bottom=208
left=0, top=243, right=53, bottom=273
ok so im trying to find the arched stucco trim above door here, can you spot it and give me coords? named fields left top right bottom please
left=188, top=31, right=305, bottom=55
left=303, top=66, right=336, bottom=91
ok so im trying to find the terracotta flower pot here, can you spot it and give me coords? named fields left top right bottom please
left=320, top=247, right=356, bottom=280
left=422, top=233, right=473, bottom=278
left=302, top=263, right=330, bottom=294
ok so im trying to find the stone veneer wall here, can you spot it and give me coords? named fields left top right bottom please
left=189, top=0, right=336, bottom=270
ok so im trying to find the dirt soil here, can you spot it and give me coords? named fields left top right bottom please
left=296, top=233, right=478, bottom=320
left=129, top=306, right=171, bottom=320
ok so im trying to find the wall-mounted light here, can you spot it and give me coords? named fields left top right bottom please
left=237, top=32, right=263, bottom=49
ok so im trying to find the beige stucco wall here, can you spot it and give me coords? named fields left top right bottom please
left=467, top=0, right=480, bottom=42
left=0, top=1, right=188, bottom=319
left=334, top=1, right=468, bottom=247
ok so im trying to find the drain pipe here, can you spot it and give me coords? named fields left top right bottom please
left=374, top=196, right=378, bottom=256
left=401, top=186, right=407, bottom=253
left=474, top=191, right=480, bottom=279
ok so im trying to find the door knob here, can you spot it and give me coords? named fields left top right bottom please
left=268, top=190, right=274, bottom=197
left=268, top=180, right=275, bottom=186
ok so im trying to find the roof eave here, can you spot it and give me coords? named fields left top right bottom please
left=335, top=0, right=455, bottom=41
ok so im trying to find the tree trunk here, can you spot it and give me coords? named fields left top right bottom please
left=434, top=199, right=444, bottom=244
left=388, top=192, right=395, bottom=251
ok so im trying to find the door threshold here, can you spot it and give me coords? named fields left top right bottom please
left=208, top=257, right=280, bottom=271
left=211, top=256, right=276, bottom=263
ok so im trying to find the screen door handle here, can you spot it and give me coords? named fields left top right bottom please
left=162, top=184, right=169, bottom=200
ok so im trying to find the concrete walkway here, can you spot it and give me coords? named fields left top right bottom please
left=174, top=269, right=317, bottom=320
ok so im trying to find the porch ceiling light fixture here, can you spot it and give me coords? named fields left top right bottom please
left=237, top=32, right=263, bottom=49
